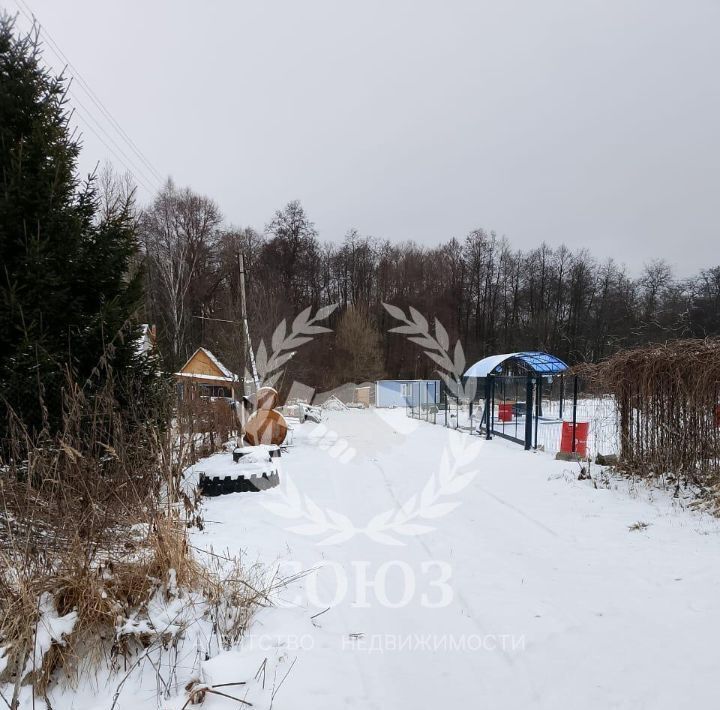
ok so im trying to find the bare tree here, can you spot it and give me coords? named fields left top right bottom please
left=132, top=184, right=720, bottom=381
left=96, top=161, right=137, bottom=224
left=140, top=180, right=222, bottom=366
left=640, top=259, right=673, bottom=323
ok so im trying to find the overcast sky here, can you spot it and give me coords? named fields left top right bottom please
left=9, top=0, right=720, bottom=275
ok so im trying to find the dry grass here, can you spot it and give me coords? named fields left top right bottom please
left=0, top=368, right=265, bottom=702
left=176, top=389, right=240, bottom=461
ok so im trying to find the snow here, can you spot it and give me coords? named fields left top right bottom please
left=182, top=446, right=279, bottom=491
left=199, top=347, right=235, bottom=379
left=134, top=324, right=154, bottom=356
left=321, top=395, right=348, bottom=411
left=174, top=371, right=235, bottom=383
left=23, top=593, right=78, bottom=680
left=4, top=573, right=251, bottom=710
left=464, top=352, right=521, bottom=377
left=5, top=408, right=720, bottom=708
left=175, top=347, right=237, bottom=380
left=188, top=408, right=720, bottom=709
left=231, top=444, right=276, bottom=463
left=447, top=396, right=620, bottom=457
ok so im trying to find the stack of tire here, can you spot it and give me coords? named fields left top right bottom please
left=199, top=445, right=282, bottom=496
left=198, top=388, right=288, bottom=497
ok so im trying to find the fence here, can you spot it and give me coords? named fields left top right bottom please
left=404, top=339, right=720, bottom=509
left=405, top=380, right=439, bottom=424
left=425, top=375, right=619, bottom=459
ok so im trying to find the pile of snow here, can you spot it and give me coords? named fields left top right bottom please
left=233, top=445, right=274, bottom=463
left=112, top=570, right=208, bottom=644
left=321, top=395, right=347, bottom=411
left=2, top=567, right=294, bottom=710
left=222, top=437, right=239, bottom=452
left=25, top=593, right=78, bottom=678
left=298, top=404, right=322, bottom=423
left=182, top=448, right=279, bottom=492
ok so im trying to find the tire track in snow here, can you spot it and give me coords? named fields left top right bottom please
left=369, top=459, right=520, bottom=664
left=370, top=456, right=547, bottom=706
left=475, top=484, right=559, bottom=538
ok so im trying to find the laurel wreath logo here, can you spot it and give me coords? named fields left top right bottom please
left=382, top=303, right=477, bottom=402
left=254, top=304, right=338, bottom=387
left=260, top=303, right=484, bottom=546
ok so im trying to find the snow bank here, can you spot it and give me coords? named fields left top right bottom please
left=23, top=593, right=77, bottom=680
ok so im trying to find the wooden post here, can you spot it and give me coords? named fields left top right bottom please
left=237, top=251, right=260, bottom=395
left=237, top=252, right=248, bottom=401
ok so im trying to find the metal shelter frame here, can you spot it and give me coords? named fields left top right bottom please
left=461, top=351, right=580, bottom=452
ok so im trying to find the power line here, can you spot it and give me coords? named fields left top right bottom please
left=72, top=108, right=156, bottom=197
left=66, top=86, right=157, bottom=195
left=16, top=0, right=164, bottom=185
left=11, top=0, right=159, bottom=192
left=11, top=0, right=164, bottom=195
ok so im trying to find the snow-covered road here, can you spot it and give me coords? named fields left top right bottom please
left=191, top=409, right=720, bottom=709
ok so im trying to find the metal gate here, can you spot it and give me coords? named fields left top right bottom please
left=405, top=380, right=439, bottom=424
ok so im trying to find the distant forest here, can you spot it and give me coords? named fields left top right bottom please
left=138, top=182, right=720, bottom=393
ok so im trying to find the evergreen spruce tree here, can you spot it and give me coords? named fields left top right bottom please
left=0, top=15, right=147, bottom=436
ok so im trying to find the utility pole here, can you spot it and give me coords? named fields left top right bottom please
left=238, top=252, right=248, bottom=399
left=237, top=251, right=260, bottom=396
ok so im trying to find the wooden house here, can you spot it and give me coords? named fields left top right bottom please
left=175, top=347, right=237, bottom=399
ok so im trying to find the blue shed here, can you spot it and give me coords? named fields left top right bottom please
left=375, top=380, right=440, bottom=408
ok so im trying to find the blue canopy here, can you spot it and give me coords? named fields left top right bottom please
left=464, top=351, right=569, bottom=378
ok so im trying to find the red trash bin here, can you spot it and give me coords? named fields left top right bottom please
left=498, top=403, right=513, bottom=422
left=560, top=421, right=589, bottom=457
